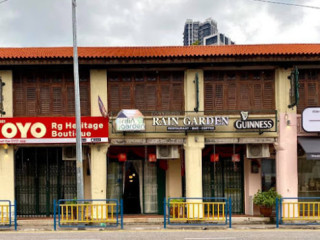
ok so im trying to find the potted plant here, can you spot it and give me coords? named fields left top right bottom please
left=64, top=198, right=90, bottom=220
left=169, top=198, right=185, bottom=218
left=253, top=188, right=281, bottom=217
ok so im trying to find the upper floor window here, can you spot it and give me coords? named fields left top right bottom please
left=107, top=71, right=184, bottom=114
left=13, top=69, right=90, bottom=117
left=298, top=69, right=320, bottom=113
left=204, top=70, right=275, bottom=112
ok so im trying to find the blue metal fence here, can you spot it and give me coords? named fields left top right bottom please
left=276, top=197, right=320, bottom=228
left=164, top=197, right=232, bottom=228
left=54, top=199, right=123, bottom=230
left=0, top=200, right=17, bottom=230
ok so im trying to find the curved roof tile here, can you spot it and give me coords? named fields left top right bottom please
left=0, top=44, right=320, bottom=59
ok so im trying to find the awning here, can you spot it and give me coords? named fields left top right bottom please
left=298, top=137, right=320, bottom=160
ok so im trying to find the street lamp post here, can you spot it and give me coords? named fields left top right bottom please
left=72, top=0, right=84, bottom=202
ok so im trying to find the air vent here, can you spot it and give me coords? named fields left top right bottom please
left=156, top=146, right=180, bottom=159
left=62, top=146, right=87, bottom=161
left=246, top=144, right=270, bottom=159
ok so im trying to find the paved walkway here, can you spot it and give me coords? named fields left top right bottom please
left=2, top=216, right=320, bottom=231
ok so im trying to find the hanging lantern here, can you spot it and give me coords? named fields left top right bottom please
left=210, top=153, right=219, bottom=162
left=232, top=154, right=240, bottom=162
left=148, top=153, right=157, bottom=163
left=118, top=153, right=127, bottom=162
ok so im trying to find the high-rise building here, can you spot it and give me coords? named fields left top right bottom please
left=183, top=18, right=234, bottom=46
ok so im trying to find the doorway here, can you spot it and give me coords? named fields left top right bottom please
left=203, top=145, right=245, bottom=214
left=123, top=162, right=141, bottom=214
left=107, top=146, right=165, bottom=214
left=15, top=147, right=77, bottom=216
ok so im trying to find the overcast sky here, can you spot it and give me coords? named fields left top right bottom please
left=0, top=0, right=319, bottom=47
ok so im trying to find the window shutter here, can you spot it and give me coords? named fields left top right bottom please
left=146, top=85, right=157, bottom=111
left=121, top=85, right=132, bottom=109
left=253, top=84, right=262, bottom=109
left=226, top=83, right=236, bottom=110
left=239, top=84, right=250, bottom=110
left=39, top=86, right=51, bottom=116
left=135, top=84, right=145, bottom=110
left=263, top=82, right=274, bottom=109
left=214, top=84, right=224, bottom=110
left=52, top=87, right=63, bottom=116
left=171, top=83, right=183, bottom=111
left=13, top=85, right=25, bottom=116
left=204, top=83, right=213, bottom=111
left=109, top=84, right=120, bottom=113
left=67, top=86, right=75, bottom=116
left=80, top=85, right=90, bottom=116
left=160, top=84, right=170, bottom=110
left=26, top=87, right=37, bottom=116
left=307, top=82, right=318, bottom=106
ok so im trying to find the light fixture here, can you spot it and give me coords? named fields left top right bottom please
left=285, top=113, right=290, bottom=126
left=3, top=144, right=8, bottom=154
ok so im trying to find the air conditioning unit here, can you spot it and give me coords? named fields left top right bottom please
left=246, top=144, right=270, bottom=159
left=62, top=146, right=87, bottom=161
left=156, top=146, right=180, bottom=159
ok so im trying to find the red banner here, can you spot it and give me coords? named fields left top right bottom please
left=0, top=117, right=108, bottom=144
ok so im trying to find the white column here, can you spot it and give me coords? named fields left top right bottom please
left=184, top=135, right=204, bottom=218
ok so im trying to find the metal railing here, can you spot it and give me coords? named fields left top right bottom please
left=0, top=200, right=17, bottom=230
left=164, top=197, right=232, bottom=228
left=276, top=197, right=320, bottom=227
left=54, top=199, right=123, bottom=230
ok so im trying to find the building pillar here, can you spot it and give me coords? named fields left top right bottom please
left=184, top=135, right=204, bottom=217
left=90, top=144, right=109, bottom=219
left=275, top=68, right=298, bottom=217
left=90, top=144, right=109, bottom=200
left=0, top=70, right=14, bottom=202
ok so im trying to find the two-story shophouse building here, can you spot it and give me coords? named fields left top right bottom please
left=0, top=44, right=319, bottom=216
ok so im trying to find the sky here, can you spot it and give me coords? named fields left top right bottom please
left=0, top=0, right=319, bottom=47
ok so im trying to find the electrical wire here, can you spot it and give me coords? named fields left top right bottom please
left=252, top=0, right=320, bottom=9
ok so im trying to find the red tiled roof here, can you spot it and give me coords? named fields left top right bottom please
left=0, top=44, right=320, bottom=59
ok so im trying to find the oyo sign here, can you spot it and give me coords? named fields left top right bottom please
left=0, top=117, right=109, bottom=144
left=2, top=122, right=46, bottom=138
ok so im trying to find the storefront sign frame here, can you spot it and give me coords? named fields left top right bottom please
left=302, top=107, right=320, bottom=133
left=0, top=116, right=109, bottom=144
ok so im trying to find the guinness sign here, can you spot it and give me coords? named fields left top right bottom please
left=234, top=111, right=274, bottom=130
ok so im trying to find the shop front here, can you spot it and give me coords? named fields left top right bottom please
left=298, top=107, right=320, bottom=199
left=202, top=144, right=245, bottom=214
left=0, top=116, right=109, bottom=216
left=106, top=146, right=171, bottom=214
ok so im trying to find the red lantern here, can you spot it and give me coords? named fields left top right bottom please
left=232, top=154, right=240, bottom=162
left=148, top=154, right=157, bottom=163
left=210, top=154, right=219, bottom=162
left=118, top=153, right=127, bottom=162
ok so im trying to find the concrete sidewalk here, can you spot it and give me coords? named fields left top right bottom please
left=5, top=216, right=320, bottom=231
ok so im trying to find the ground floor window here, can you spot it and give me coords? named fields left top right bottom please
left=261, top=159, right=276, bottom=192
left=298, top=156, right=320, bottom=197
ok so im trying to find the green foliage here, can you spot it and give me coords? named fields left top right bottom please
left=191, top=40, right=200, bottom=45
left=169, top=198, right=185, bottom=203
left=65, top=198, right=77, bottom=205
left=65, top=198, right=89, bottom=204
left=253, top=188, right=281, bottom=208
